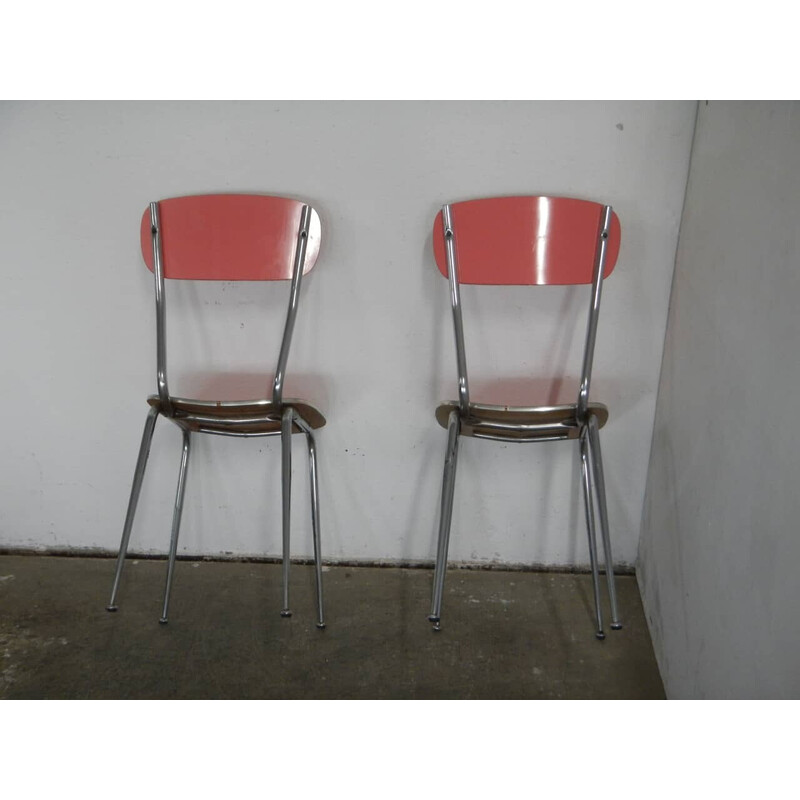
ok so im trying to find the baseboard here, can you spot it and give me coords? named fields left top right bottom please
left=0, top=545, right=636, bottom=575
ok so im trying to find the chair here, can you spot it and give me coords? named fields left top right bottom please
left=106, top=194, right=326, bottom=628
left=428, top=195, right=623, bottom=639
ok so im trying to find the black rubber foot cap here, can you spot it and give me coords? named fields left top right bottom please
left=595, top=631, right=606, bottom=640
left=316, top=623, right=326, bottom=630
left=610, top=623, right=623, bottom=630
left=280, top=610, right=292, bottom=618
left=106, top=606, right=118, bottom=613
left=159, top=618, right=168, bottom=625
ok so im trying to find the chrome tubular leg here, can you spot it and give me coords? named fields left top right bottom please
left=587, top=415, right=621, bottom=630
left=429, top=410, right=461, bottom=632
left=280, top=407, right=294, bottom=618
left=580, top=428, right=605, bottom=640
left=305, top=428, right=325, bottom=629
left=159, top=430, right=192, bottom=624
left=107, top=406, right=159, bottom=612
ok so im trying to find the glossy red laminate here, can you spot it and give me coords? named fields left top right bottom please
left=141, top=194, right=321, bottom=281
left=433, top=196, right=621, bottom=286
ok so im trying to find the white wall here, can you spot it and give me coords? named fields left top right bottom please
left=638, top=101, right=800, bottom=698
left=0, top=101, right=694, bottom=566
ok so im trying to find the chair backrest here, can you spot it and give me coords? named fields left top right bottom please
left=432, top=196, right=620, bottom=286
left=140, top=194, right=321, bottom=280
left=141, top=193, right=321, bottom=409
left=433, top=195, right=621, bottom=421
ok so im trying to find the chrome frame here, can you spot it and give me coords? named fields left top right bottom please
left=151, top=202, right=172, bottom=417
left=442, top=205, right=470, bottom=415
left=429, top=202, right=621, bottom=637
left=577, top=206, right=613, bottom=426
left=107, top=201, right=325, bottom=628
left=428, top=408, right=460, bottom=630
left=273, top=205, right=311, bottom=407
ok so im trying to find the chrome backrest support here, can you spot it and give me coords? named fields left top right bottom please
left=442, top=204, right=470, bottom=416
left=576, top=205, right=613, bottom=425
left=150, top=201, right=173, bottom=417
left=272, top=204, right=312, bottom=407
left=150, top=201, right=312, bottom=414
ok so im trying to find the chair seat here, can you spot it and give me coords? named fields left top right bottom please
left=148, top=396, right=326, bottom=435
left=435, top=401, right=608, bottom=441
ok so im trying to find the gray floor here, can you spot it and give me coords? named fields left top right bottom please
left=0, top=555, right=664, bottom=699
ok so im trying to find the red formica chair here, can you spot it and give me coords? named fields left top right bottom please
left=429, top=196, right=623, bottom=639
left=106, top=194, right=326, bottom=628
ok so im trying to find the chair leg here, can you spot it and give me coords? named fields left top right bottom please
left=280, top=407, right=294, bottom=618
left=159, top=429, right=192, bottom=624
left=429, top=409, right=461, bottom=632
left=587, top=414, right=622, bottom=630
left=579, top=427, right=605, bottom=640
left=305, top=427, right=325, bottom=629
left=107, top=406, right=159, bottom=612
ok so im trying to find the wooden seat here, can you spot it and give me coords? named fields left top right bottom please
left=435, top=401, right=608, bottom=441
left=147, top=396, right=326, bottom=435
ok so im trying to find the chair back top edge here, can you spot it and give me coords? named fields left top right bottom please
left=141, top=194, right=321, bottom=280
left=432, top=195, right=621, bottom=286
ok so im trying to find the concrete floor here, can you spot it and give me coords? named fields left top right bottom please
left=0, top=554, right=664, bottom=699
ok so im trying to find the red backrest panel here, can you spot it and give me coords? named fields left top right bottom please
left=141, top=194, right=321, bottom=280
left=433, top=196, right=621, bottom=286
